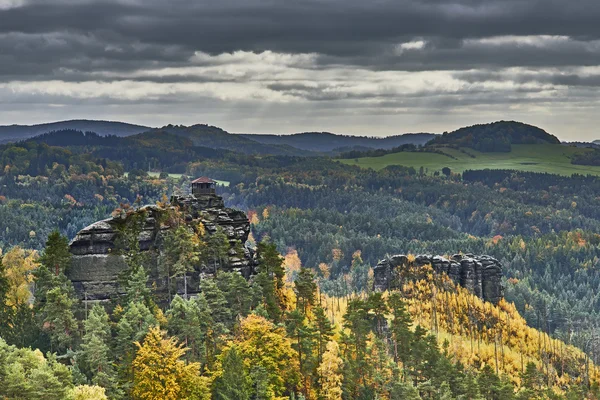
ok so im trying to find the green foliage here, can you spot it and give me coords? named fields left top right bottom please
left=79, top=304, right=122, bottom=399
left=0, top=338, right=73, bottom=400
left=41, top=286, right=79, bottom=354
left=166, top=295, right=211, bottom=364
left=212, top=345, right=251, bottom=400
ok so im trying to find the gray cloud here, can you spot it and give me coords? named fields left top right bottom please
left=0, top=0, right=599, bottom=139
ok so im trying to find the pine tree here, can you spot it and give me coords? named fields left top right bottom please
left=286, top=309, right=317, bottom=396
left=41, top=286, right=78, bottom=354
left=313, top=305, right=334, bottom=366
left=216, top=271, right=253, bottom=320
left=294, top=267, right=317, bottom=315
left=160, top=224, right=203, bottom=300
left=212, top=345, right=251, bottom=400
left=389, top=380, right=421, bottom=400
left=255, top=240, right=286, bottom=322
left=367, top=292, right=388, bottom=337
left=124, top=265, right=153, bottom=309
left=388, top=293, right=413, bottom=375
left=115, top=301, right=157, bottom=384
left=205, top=226, right=231, bottom=273
left=166, top=295, right=211, bottom=363
left=80, top=304, right=122, bottom=399
left=38, top=231, right=71, bottom=278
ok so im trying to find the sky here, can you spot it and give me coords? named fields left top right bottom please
left=1, top=0, right=600, bottom=140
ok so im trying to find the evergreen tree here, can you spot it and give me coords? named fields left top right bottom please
left=294, top=267, right=317, bottom=315
left=390, top=379, right=421, bottom=400
left=38, top=231, right=71, bottom=278
left=80, top=304, right=122, bottom=399
left=255, top=240, right=286, bottom=322
left=115, top=301, right=157, bottom=385
left=216, top=271, right=253, bottom=320
left=205, top=226, right=231, bottom=273
left=213, top=345, right=251, bottom=400
left=41, top=286, right=78, bottom=354
left=388, top=293, right=412, bottom=373
left=313, top=305, right=334, bottom=366
left=160, top=224, right=203, bottom=300
left=286, top=309, right=317, bottom=396
left=166, top=295, right=211, bottom=364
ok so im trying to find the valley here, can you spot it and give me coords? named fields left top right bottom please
left=2, top=119, right=600, bottom=399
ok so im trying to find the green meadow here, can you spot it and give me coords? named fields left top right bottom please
left=132, top=171, right=231, bottom=186
left=338, top=144, right=600, bottom=176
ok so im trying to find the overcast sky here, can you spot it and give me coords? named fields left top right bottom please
left=1, top=0, right=600, bottom=140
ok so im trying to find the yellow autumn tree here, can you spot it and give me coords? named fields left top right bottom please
left=132, top=326, right=210, bottom=400
left=235, top=314, right=300, bottom=398
left=3, top=246, right=38, bottom=308
left=69, top=385, right=108, bottom=400
left=284, top=248, right=302, bottom=284
left=317, top=341, right=343, bottom=400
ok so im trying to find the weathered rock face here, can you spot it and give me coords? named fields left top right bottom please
left=373, top=253, right=504, bottom=304
left=68, top=194, right=257, bottom=303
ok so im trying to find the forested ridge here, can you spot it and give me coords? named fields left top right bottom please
left=2, top=123, right=600, bottom=398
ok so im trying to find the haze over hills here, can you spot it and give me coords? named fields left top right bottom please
left=0, top=119, right=151, bottom=143
left=0, top=119, right=583, bottom=159
left=239, top=132, right=436, bottom=152
left=0, top=119, right=439, bottom=155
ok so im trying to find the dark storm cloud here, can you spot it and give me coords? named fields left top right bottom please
left=1, top=0, right=600, bottom=139
left=1, top=0, right=600, bottom=79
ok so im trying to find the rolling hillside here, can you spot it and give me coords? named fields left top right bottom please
left=430, top=121, right=560, bottom=152
left=240, top=131, right=436, bottom=152
left=0, top=119, right=150, bottom=143
left=154, top=124, right=317, bottom=156
left=339, top=144, right=600, bottom=176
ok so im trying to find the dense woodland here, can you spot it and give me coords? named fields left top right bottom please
left=429, top=121, right=561, bottom=152
left=2, top=126, right=600, bottom=398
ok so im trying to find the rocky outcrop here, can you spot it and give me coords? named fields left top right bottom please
left=373, top=253, right=504, bottom=304
left=68, top=194, right=257, bottom=303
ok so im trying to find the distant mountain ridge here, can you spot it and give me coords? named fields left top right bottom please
left=155, top=124, right=316, bottom=156
left=0, top=119, right=150, bottom=143
left=239, top=131, right=436, bottom=152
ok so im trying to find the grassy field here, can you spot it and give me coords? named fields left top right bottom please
left=338, top=144, right=600, bottom=177
left=131, top=171, right=231, bottom=186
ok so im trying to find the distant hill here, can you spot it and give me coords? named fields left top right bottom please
left=429, top=121, right=560, bottom=152
left=239, top=132, right=436, bottom=152
left=156, top=124, right=317, bottom=156
left=0, top=119, right=150, bottom=143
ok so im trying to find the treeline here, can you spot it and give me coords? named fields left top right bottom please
left=571, top=149, right=600, bottom=166
left=1, top=227, right=597, bottom=399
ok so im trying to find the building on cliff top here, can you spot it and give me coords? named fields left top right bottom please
left=68, top=183, right=257, bottom=305
left=191, top=176, right=216, bottom=196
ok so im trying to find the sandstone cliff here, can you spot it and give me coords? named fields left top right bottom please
left=373, top=253, right=504, bottom=304
left=67, top=194, right=256, bottom=303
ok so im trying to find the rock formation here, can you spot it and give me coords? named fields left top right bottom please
left=373, top=253, right=504, bottom=304
left=67, top=193, right=257, bottom=303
